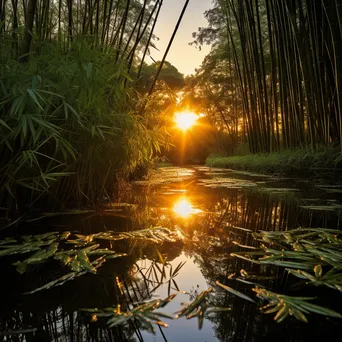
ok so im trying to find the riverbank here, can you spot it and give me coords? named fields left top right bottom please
left=206, top=147, right=342, bottom=178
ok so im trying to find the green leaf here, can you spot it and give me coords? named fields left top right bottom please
left=27, top=89, right=44, bottom=111
left=216, top=281, right=256, bottom=303
left=0, top=119, right=13, bottom=132
left=77, top=250, right=97, bottom=273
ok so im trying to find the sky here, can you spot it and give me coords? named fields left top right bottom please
left=149, top=0, right=213, bottom=76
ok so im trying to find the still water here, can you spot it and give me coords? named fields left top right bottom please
left=0, top=166, right=341, bottom=341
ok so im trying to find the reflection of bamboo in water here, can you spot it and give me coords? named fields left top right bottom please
left=212, top=191, right=340, bottom=235
left=0, top=259, right=173, bottom=341
left=187, top=189, right=342, bottom=342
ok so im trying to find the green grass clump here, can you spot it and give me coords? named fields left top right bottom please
left=206, top=147, right=342, bottom=177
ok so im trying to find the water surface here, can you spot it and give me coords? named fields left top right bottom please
left=1, top=166, right=341, bottom=341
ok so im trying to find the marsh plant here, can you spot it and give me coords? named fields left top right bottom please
left=220, top=227, right=342, bottom=323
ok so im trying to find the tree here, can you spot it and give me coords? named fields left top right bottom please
left=138, top=60, right=185, bottom=91
left=191, top=0, right=342, bottom=153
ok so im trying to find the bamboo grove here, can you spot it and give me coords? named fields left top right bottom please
left=191, top=0, right=342, bottom=154
left=0, top=0, right=176, bottom=212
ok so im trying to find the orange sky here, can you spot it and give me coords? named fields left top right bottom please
left=149, top=0, right=212, bottom=76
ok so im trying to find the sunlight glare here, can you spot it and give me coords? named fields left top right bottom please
left=173, top=198, right=193, bottom=218
left=174, top=111, right=199, bottom=131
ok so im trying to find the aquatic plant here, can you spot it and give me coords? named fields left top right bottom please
left=222, top=227, right=342, bottom=322
left=0, top=227, right=183, bottom=293
left=82, top=295, right=176, bottom=334
left=254, top=287, right=342, bottom=323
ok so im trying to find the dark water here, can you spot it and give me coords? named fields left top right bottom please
left=0, top=166, right=342, bottom=341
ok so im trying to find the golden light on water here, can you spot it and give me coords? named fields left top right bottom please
left=173, top=198, right=193, bottom=218
left=172, top=197, right=202, bottom=218
left=174, top=111, right=199, bottom=131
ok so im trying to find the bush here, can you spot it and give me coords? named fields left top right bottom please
left=0, top=40, right=168, bottom=211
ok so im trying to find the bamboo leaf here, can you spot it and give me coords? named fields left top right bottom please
left=216, top=281, right=255, bottom=303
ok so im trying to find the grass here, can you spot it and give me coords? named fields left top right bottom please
left=206, top=146, right=342, bottom=178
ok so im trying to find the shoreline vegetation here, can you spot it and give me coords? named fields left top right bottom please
left=0, top=0, right=189, bottom=216
left=205, top=147, right=342, bottom=179
left=184, top=0, right=342, bottom=183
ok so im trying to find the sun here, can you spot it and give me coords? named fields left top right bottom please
left=174, top=111, right=199, bottom=131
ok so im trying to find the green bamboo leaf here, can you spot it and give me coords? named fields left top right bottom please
left=216, top=281, right=256, bottom=303
left=230, top=253, right=261, bottom=264
left=176, top=289, right=212, bottom=318
left=24, top=242, right=59, bottom=264
left=21, top=114, right=27, bottom=138
left=13, top=261, right=28, bottom=274
left=26, top=270, right=86, bottom=294
left=0, top=119, right=13, bottom=132
left=298, top=302, right=342, bottom=318
left=292, top=309, right=308, bottom=323
left=77, top=250, right=97, bottom=273
left=205, top=307, right=232, bottom=314
left=27, top=89, right=44, bottom=111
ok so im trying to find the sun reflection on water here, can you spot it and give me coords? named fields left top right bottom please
left=172, top=197, right=201, bottom=218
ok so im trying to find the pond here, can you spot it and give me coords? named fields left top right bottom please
left=0, top=166, right=342, bottom=341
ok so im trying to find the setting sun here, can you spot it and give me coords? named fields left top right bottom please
left=174, top=111, right=199, bottom=131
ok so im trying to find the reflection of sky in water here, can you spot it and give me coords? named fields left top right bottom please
left=139, top=253, right=218, bottom=342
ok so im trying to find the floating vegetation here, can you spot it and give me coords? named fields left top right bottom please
left=197, top=178, right=257, bottom=189
left=193, top=166, right=231, bottom=173
left=231, top=170, right=272, bottom=178
left=225, top=228, right=342, bottom=322
left=82, top=295, right=176, bottom=334
left=233, top=228, right=342, bottom=288
left=0, top=227, right=184, bottom=293
left=81, top=288, right=231, bottom=333
left=255, top=288, right=342, bottom=323
left=135, top=168, right=195, bottom=186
